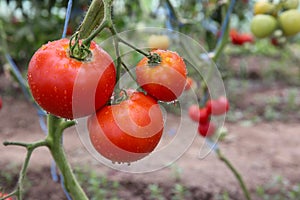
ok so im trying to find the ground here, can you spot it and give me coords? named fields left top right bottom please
left=0, top=53, right=300, bottom=199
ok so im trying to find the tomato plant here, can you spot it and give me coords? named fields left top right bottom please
left=250, top=14, right=277, bottom=38
left=136, top=50, right=187, bottom=102
left=27, top=38, right=116, bottom=119
left=279, top=9, right=300, bottom=36
left=88, top=91, right=164, bottom=163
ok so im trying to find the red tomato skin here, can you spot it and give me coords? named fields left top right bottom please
left=188, top=104, right=200, bottom=122
left=88, top=91, right=164, bottom=163
left=28, top=39, right=116, bottom=119
left=136, top=50, right=187, bottom=102
left=198, top=121, right=216, bottom=137
left=0, top=192, right=12, bottom=200
left=206, top=96, right=229, bottom=115
left=0, top=96, right=2, bottom=110
left=199, top=107, right=209, bottom=123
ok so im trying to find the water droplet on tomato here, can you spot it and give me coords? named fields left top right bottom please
left=54, top=86, right=57, bottom=92
left=64, top=90, right=67, bottom=94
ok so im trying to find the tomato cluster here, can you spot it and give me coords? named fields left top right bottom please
left=28, top=38, right=188, bottom=163
left=188, top=96, right=229, bottom=137
left=251, top=0, right=300, bottom=46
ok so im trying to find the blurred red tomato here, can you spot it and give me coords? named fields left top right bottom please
left=230, top=29, right=254, bottom=45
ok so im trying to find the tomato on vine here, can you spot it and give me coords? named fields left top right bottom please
left=198, top=121, right=216, bottom=137
left=88, top=91, right=164, bottom=163
left=279, top=9, right=300, bottom=36
left=250, top=14, right=277, bottom=38
left=28, top=38, right=116, bottom=119
left=136, top=50, right=187, bottom=102
left=206, top=96, right=230, bottom=116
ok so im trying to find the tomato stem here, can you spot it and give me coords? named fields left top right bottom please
left=47, top=114, right=87, bottom=200
left=3, top=140, right=48, bottom=200
left=216, top=149, right=252, bottom=200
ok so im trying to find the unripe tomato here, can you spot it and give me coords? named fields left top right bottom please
left=28, top=39, right=116, bottom=119
left=136, top=50, right=187, bottom=102
left=279, top=9, right=300, bottom=36
left=198, top=121, right=216, bottom=137
left=148, top=35, right=170, bottom=50
left=253, top=1, right=276, bottom=15
left=283, top=0, right=299, bottom=9
left=0, top=96, right=2, bottom=110
left=88, top=91, right=164, bottom=163
left=250, top=14, right=277, bottom=38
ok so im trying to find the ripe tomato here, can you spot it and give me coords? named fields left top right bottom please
left=188, top=104, right=200, bottom=122
left=279, top=9, right=300, bottom=36
left=148, top=35, right=170, bottom=50
left=253, top=1, right=276, bottom=15
left=0, top=96, right=2, bottom=110
left=88, top=91, right=164, bottom=163
left=28, top=39, right=116, bottom=119
left=230, top=29, right=254, bottom=45
left=199, top=107, right=209, bottom=123
left=136, top=50, right=187, bottom=102
left=250, top=14, right=277, bottom=38
left=184, top=77, right=196, bottom=91
left=0, top=192, right=12, bottom=200
left=198, top=121, right=216, bottom=137
left=206, top=96, right=229, bottom=115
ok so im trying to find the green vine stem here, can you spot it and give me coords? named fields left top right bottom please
left=216, top=149, right=252, bottom=200
left=46, top=114, right=87, bottom=200
left=2, top=140, right=48, bottom=200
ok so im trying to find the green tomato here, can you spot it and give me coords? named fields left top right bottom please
left=250, top=14, right=277, bottom=38
left=279, top=9, right=300, bottom=36
left=283, top=0, right=299, bottom=10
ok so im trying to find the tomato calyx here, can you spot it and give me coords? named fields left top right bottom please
left=69, top=32, right=92, bottom=61
left=147, top=52, right=162, bottom=66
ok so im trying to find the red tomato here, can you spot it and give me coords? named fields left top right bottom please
left=198, top=121, right=216, bottom=137
left=188, top=104, right=200, bottom=122
left=0, top=96, right=2, bottom=110
left=88, top=91, right=164, bottom=163
left=0, top=192, right=12, bottom=200
left=136, top=50, right=187, bottom=102
left=206, top=96, right=229, bottom=115
left=199, top=107, right=209, bottom=123
left=230, top=29, right=254, bottom=45
left=28, top=39, right=116, bottom=119
left=184, top=77, right=196, bottom=91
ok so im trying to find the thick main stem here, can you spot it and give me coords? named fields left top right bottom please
left=46, top=114, right=88, bottom=200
